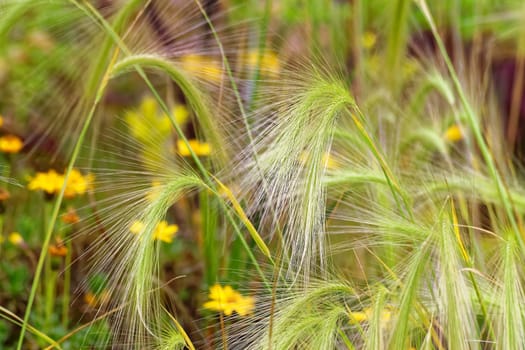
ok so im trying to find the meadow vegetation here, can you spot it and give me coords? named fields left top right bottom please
left=1, top=0, right=525, bottom=349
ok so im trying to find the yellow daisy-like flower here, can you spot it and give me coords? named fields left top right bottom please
left=349, top=307, right=392, bottom=324
left=28, top=169, right=93, bottom=198
left=129, top=221, right=145, bottom=235
left=180, top=54, right=223, bottom=82
left=126, top=97, right=189, bottom=143
left=299, top=151, right=339, bottom=170
left=244, top=50, right=280, bottom=77
left=8, top=232, right=24, bottom=246
left=153, top=221, right=179, bottom=243
left=64, top=169, right=94, bottom=198
left=146, top=181, right=163, bottom=202
left=28, top=170, right=64, bottom=194
left=362, top=31, right=377, bottom=50
left=443, top=124, right=463, bottom=142
left=203, top=284, right=255, bottom=317
left=0, top=134, right=23, bottom=153
left=130, top=220, right=178, bottom=243
left=322, top=152, right=339, bottom=170
left=176, top=139, right=211, bottom=157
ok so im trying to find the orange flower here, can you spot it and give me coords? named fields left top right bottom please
left=61, top=208, right=80, bottom=224
left=84, top=290, right=109, bottom=308
left=0, top=188, right=10, bottom=201
left=49, top=238, right=67, bottom=257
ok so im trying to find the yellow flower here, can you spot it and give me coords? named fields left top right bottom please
left=126, top=97, right=189, bottom=143
left=349, top=307, right=392, bottom=324
left=0, top=115, right=4, bottom=128
left=362, top=31, right=377, bottom=50
left=129, top=220, right=145, bottom=235
left=28, top=169, right=93, bottom=198
left=322, top=152, right=339, bottom=170
left=180, top=54, right=223, bottom=82
left=8, top=232, right=24, bottom=246
left=0, top=134, right=23, bottom=153
left=173, top=105, right=189, bottom=125
left=64, top=169, right=94, bottom=198
left=402, top=58, right=420, bottom=80
left=28, top=170, right=63, bottom=194
left=244, top=50, right=280, bottom=77
left=177, top=139, right=211, bottom=157
left=349, top=310, right=368, bottom=323
left=203, top=284, right=255, bottom=316
left=299, top=151, right=339, bottom=170
left=443, top=124, right=463, bottom=142
left=130, top=220, right=178, bottom=243
left=154, top=221, right=178, bottom=243
left=146, top=181, right=162, bottom=202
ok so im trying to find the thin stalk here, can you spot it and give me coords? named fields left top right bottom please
left=338, top=329, right=356, bottom=350
left=15, top=46, right=118, bottom=350
left=450, top=183, right=496, bottom=339
left=223, top=207, right=271, bottom=289
left=200, top=190, right=218, bottom=286
left=193, top=0, right=251, bottom=144
left=248, top=0, right=273, bottom=111
left=507, top=55, right=525, bottom=151
left=385, top=0, right=411, bottom=90
left=84, top=0, right=145, bottom=96
left=350, top=109, right=414, bottom=221
left=43, top=201, right=54, bottom=331
left=44, top=267, right=57, bottom=331
left=351, top=0, right=364, bottom=100
left=219, top=313, right=228, bottom=350
left=0, top=306, right=62, bottom=349
left=61, top=233, right=73, bottom=328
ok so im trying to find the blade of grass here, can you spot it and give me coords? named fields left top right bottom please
left=0, top=306, right=62, bottom=349
left=16, top=45, right=120, bottom=350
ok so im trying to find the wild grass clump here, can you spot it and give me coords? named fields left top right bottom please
left=3, top=0, right=525, bottom=349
